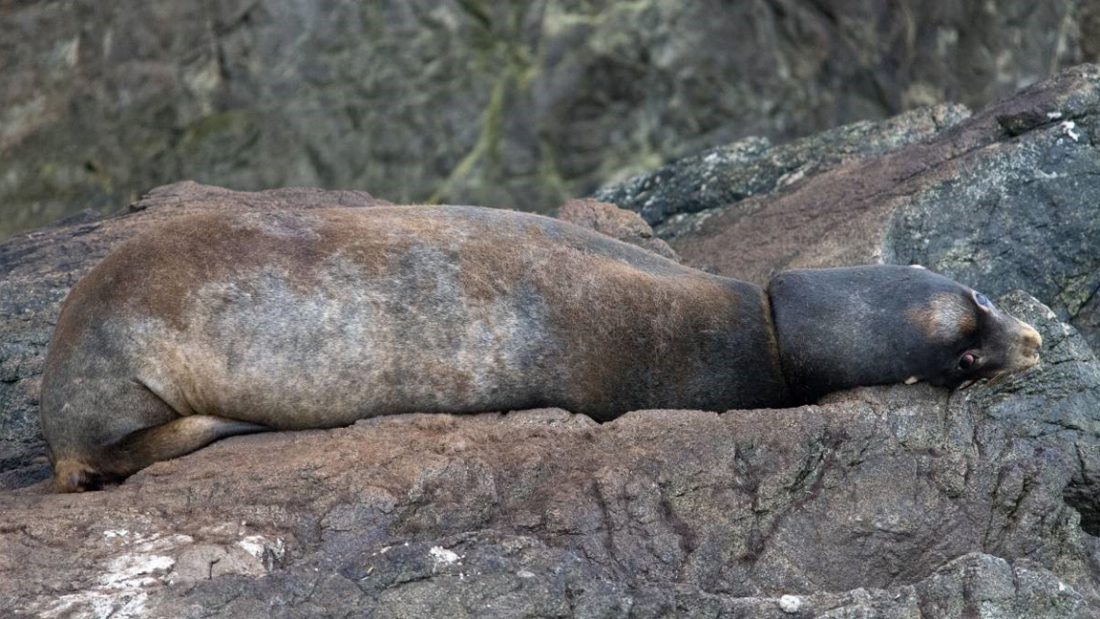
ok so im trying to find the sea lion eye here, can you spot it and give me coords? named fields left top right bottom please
left=974, top=292, right=992, bottom=309
left=958, top=353, right=976, bottom=370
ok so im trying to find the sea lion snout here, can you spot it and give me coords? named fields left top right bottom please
left=960, top=291, right=1043, bottom=384
left=1005, top=320, right=1042, bottom=371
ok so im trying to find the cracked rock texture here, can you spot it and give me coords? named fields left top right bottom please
left=597, top=64, right=1100, bottom=357
left=3, top=0, right=1098, bottom=240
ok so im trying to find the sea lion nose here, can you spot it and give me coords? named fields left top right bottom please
left=1017, top=323, right=1042, bottom=367
left=1022, top=324, right=1042, bottom=352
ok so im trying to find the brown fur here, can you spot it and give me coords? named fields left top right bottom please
left=906, top=293, right=978, bottom=342
left=40, top=205, right=787, bottom=491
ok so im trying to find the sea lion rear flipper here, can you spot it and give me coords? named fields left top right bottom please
left=54, top=416, right=271, bottom=493
left=111, top=414, right=271, bottom=473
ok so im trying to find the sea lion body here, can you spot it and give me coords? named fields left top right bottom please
left=40, top=205, right=1042, bottom=492
left=41, top=206, right=787, bottom=489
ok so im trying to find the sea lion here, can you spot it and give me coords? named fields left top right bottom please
left=39, top=205, right=1042, bottom=492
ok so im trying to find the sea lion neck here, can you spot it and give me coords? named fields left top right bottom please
left=767, top=266, right=942, bottom=403
left=708, top=274, right=792, bottom=408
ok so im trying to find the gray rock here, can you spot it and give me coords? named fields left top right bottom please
left=2, top=1, right=1096, bottom=240
left=593, top=104, right=970, bottom=227
left=598, top=64, right=1100, bottom=355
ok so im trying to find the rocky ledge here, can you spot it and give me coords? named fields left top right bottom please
left=2, top=66, right=1100, bottom=617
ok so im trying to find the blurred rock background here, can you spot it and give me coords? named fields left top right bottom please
left=3, top=0, right=1099, bottom=240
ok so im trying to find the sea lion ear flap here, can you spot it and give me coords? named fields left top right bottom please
left=971, top=290, right=996, bottom=314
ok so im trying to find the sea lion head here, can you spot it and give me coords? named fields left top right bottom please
left=767, top=265, right=1042, bottom=403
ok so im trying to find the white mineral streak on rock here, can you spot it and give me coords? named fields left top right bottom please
left=430, top=546, right=462, bottom=566
left=31, top=533, right=193, bottom=619
left=1062, top=120, right=1080, bottom=141
left=237, top=534, right=285, bottom=561
left=779, top=594, right=803, bottom=613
